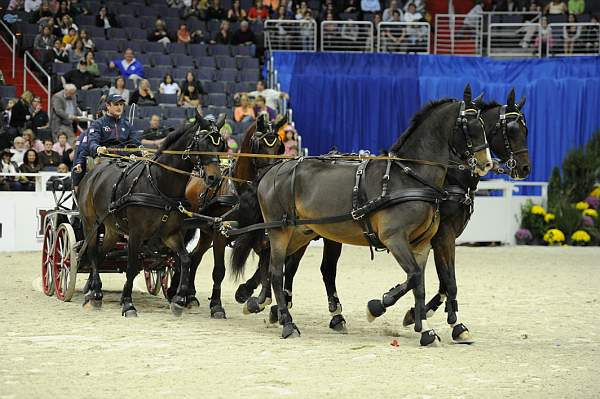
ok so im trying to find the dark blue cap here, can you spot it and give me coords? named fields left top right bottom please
left=107, top=93, right=126, bottom=103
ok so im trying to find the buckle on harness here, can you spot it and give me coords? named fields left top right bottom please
left=161, top=214, right=169, bottom=223
left=351, top=209, right=364, bottom=220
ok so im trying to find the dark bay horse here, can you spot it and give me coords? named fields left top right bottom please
left=167, top=113, right=287, bottom=318
left=231, top=85, right=493, bottom=345
left=77, top=114, right=226, bottom=317
left=238, top=90, right=531, bottom=342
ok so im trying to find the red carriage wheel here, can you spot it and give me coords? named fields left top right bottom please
left=144, top=269, right=164, bottom=296
left=52, top=223, right=79, bottom=302
left=41, top=221, right=55, bottom=296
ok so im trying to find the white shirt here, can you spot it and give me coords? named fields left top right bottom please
left=248, top=89, right=281, bottom=111
left=1, top=160, right=18, bottom=174
left=361, top=0, right=381, bottom=12
left=25, top=0, right=42, bottom=12
left=383, top=8, right=402, bottom=22
left=160, top=82, right=180, bottom=95
left=10, top=149, right=26, bottom=165
left=403, top=11, right=423, bottom=23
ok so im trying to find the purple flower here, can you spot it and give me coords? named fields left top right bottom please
left=585, top=196, right=600, bottom=209
left=515, top=228, right=533, bottom=240
left=582, top=215, right=594, bottom=227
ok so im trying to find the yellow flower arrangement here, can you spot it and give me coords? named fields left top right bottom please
left=571, top=230, right=591, bottom=243
left=590, top=187, right=600, bottom=198
left=530, top=205, right=545, bottom=215
left=543, top=228, right=565, bottom=245
left=583, top=209, right=598, bottom=218
left=544, top=213, right=555, bottom=223
left=576, top=201, right=590, bottom=210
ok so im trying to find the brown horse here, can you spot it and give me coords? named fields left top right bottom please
left=168, top=113, right=287, bottom=318
left=230, top=86, right=493, bottom=345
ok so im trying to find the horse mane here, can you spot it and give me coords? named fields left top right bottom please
left=389, top=98, right=455, bottom=153
left=233, top=121, right=257, bottom=181
left=239, top=122, right=257, bottom=153
left=482, top=101, right=501, bottom=111
left=157, top=121, right=194, bottom=153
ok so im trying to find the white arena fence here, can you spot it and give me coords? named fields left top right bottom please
left=434, top=14, right=483, bottom=56
left=0, top=174, right=547, bottom=252
left=488, top=23, right=542, bottom=58
left=377, top=22, right=430, bottom=54
left=547, top=23, right=600, bottom=57
left=320, top=21, right=374, bottom=52
left=264, top=19, right=317, bottom=52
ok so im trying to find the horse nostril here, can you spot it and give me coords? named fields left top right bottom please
left=522, top=165, right=531, bottom=175
left=485, top=161, right=493, bottom=170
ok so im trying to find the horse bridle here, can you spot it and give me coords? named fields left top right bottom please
left=451, top=101, right=489, bottom=171
left=495, top=105, right=529, bottom=172
left=183, top=121, right=224, bottom=181
left=251, top=119, right=282, bottom=169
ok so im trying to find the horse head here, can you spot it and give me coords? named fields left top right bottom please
left=186, top=113, right=227, bottom=187
left=457, top=84, right=493, bottom=176
left=251, top=112, right=287, bottom=169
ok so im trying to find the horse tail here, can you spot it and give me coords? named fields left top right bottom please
left=230, top=184, right=264, bottom=280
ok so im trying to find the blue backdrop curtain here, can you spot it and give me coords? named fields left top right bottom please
left=273, top=52, right=600, bottom=183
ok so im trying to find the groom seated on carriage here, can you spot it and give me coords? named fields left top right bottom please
left=72, top=94, right=140, bottom=191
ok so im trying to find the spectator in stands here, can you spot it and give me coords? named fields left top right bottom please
left=361, top=0, right=381, bottom=13
left=109, top=48, right=145, bottom=82
left=58, top=15, right=78, bottom=37
left=220, top=123, right=238, bottom=154
left=160, top=73, right=181, bottom=96
left=22, top=129, right=44, bottom=152
left=18, top=149, right=41, bottom=190
left=177, top=23, right=192, bottom=44
left=227, top=0, right=247, bottom=22
left=322, top=11, right=339, bottom=44
left=248, top=80, right=288, bottom=112
left=69, top=0, right=89, bottom=16
left=29, top=97, right=50, bottom=139
left=299, top=10, right=315, bottom=50
left=0, top=149, right=20, bottom=191
left=7, top=0, right=25, bottom=11
left=182, top=0, right=208, bottom=20
left=30, top=1, right=53, bottom=23
left=84, top=51, right=100, bottom=77
left=535, top=16, right=553, bottom=55
left=180, top=72, right=206, bottom=103
left=583, top=15, right=599, bottom=52
left=55, top=0, right=72, bottom=20
left=50, top=83, right=82, bottom=139
left=2, top=99, right=16, bottom=136
left=232, top=20, right=257, bottom=47
left=212, top=20, right=232, bottom=44
left=10, top=91, right=33, bottom=132
left=130, top=79, right=157, bottom=106
left=461, top=1, right=484, bottom=36
left=95, top=5, right=119, bottom=36
left=248, top=0, right=270, bottom=22
left=79, top=29, right=94, bottom=51
left=403, top=3, right=426, bottom=45
left=383, top=0, right=402, bottom=22
left=180, top=83, right=202, bottom=108
left=563, top=14, right=582, bottom=54
left=234, top=93, right=255, bottom=122
left=343, top=0, right=359, bottom=13
left=283, top=125, right=298, bottom=156
left=68, top=39, right=85, bottom=63
left=295, top=1, right=308, bottom=19
left=62, top=27, right=79, bottom=52
left=52, top=132, right=71, bottom=156
left=253, top=95, right=276, bottom=120
left=149, top=18, right=172, bottom=46
left=273, top=6, right=292, bottom=49
left=62, top=148, right=74, bottom=169
left=62, top=60, right=95, bottom=91
left=341, top=18, right=360, bottom=44
left=38, top=138, right=62, bottom=170
left=51, top=39, right=69, bottom=63
left=207, top=0, right=227, bottom=20
left=11, top=136, right=27, bottom=165
left=142, top=115, right=169, bottom=148
left=383, top=10, right=406, bottom=51
left=48, top=0, right=59, bottom=14
left=109, top=76, right=131, bottom=104
left=545, top=0, right=567, bottom=14
left=568, top=0, right=585, bottom=15
left=33, top=25, right=55, bottom=69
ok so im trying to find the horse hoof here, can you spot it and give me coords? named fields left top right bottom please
left=282, top=323, right=301, bottom=339
left=235, top=283, right=254, bottom=304
left=170, top=302, right=185, bottom=317
left=402, top=308, right=415, bottom=327
left=329, top=314, right=348, bottom=334
left=123, top=309, right=138, bottom=318
left=243, top=297, right=265, bottom=315
left=268, top=305, right=279, bottom=324
left=366, top=299, right=386, bottom=322
left=452, top=323, right=474, bottom=344
left=186, top=297, right=200, bottom=308
left=82, top=296, right=102, bottom=310
left=420, top=329, right=441, bottom=347
left=210, top=305, right=227, bottom=319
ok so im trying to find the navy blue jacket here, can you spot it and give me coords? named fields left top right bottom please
left=87, top=114, right=140, bottom=156
left=73, top=129, right=90, bottom=167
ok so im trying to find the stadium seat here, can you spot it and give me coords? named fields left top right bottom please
left=232, top=46, right=255, bottom=57
left=196, top=67, right=215, bottom=81
left=172, top=54, right=195, bottom=69
left=208, top=44, right=231, bottom=56
left=204, top=81, right=226, bottom=94
left=128, top=28, right=147, bottom=41
left=215, top=68, right=238, bottom=82
left=166, top=42, right=188, bottom=55
left=207, top=93, right=228, bottom=107
left=215, top=55, right=237, bottom=69
left=132, top=119, right=150, bottom=132
left=239, top=69, right=259, bottom=82
left=143, top=42, right=166, bottom=54
left=137, top=106, right=162, bottom=119
left=0, top=85, right=17, bottom=99
left=153, top=54, right=173, bottom=67
left=237, top=56, right=259, bottom=70
left=195, top=56, right=216, bottom=68
left=166, top=107, right=190, bottom=119
left=188, top=43, right=207, bottom=57
left=158, top=93, right=178, bottom=106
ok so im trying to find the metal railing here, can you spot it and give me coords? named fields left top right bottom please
left=483, top=11, right=541, bottom=28
left=265, top=19, right=317, bottom=52
left=0, top=172, right=69, bottom=192
left=434, top=14, right=484, bottom=56
left=377, top=22, right=430, bottom=54
left=547, top=23, right=600, bottom=57
left=320, top=21, right=373, bottom=52
left=24, top=51, right=51, bottom=119
left=488, top=23, right=542, bottom=58
left=0, top=19, right=16, bottom=78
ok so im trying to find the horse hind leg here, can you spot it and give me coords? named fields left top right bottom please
left=316, top=239, right=347, bottom=334
left=243, top=248, right=272, bottom=315
left=268, top=244, right=305, bottom=325
left=120, top=232, right=142, bottom=317
left=209, top=233, right=227, bottom=319
left=235, top=266, right=260, bottom=304
left=81, top=225, right=108, bottom=309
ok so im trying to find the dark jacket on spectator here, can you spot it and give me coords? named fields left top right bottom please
left=214, top=30, right=232, bottom=44
left=9, top=99, right=30, bottom=129
left=38, top=150, right=62, bottom=169
left=207, top=6, right=227, bottom=20
left=129, top=90, right=158, bottom=106
left=179, top=79, right=206, bottom=95
left=232, top=28, right=256, bottom=45
left=63, top=69, right=96, bottom=89
left=95, top=13, right=119, bottom=28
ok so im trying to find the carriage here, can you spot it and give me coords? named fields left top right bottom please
left=40, top=178, right=175, bottom=302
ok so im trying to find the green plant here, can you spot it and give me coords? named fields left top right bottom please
left=519, top=200, right=546, bottom=240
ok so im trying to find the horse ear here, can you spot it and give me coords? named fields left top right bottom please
left=516, top=96, right=526, bottom=110
left=216, top=113, right=226, bottom=129
left=507, top=88, right=515, bottom=107
left=274, top=113, right=288, bottom=131
left=463, top=84, right=472, bottom=104
left=473, top=92, right=484, bottom=107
